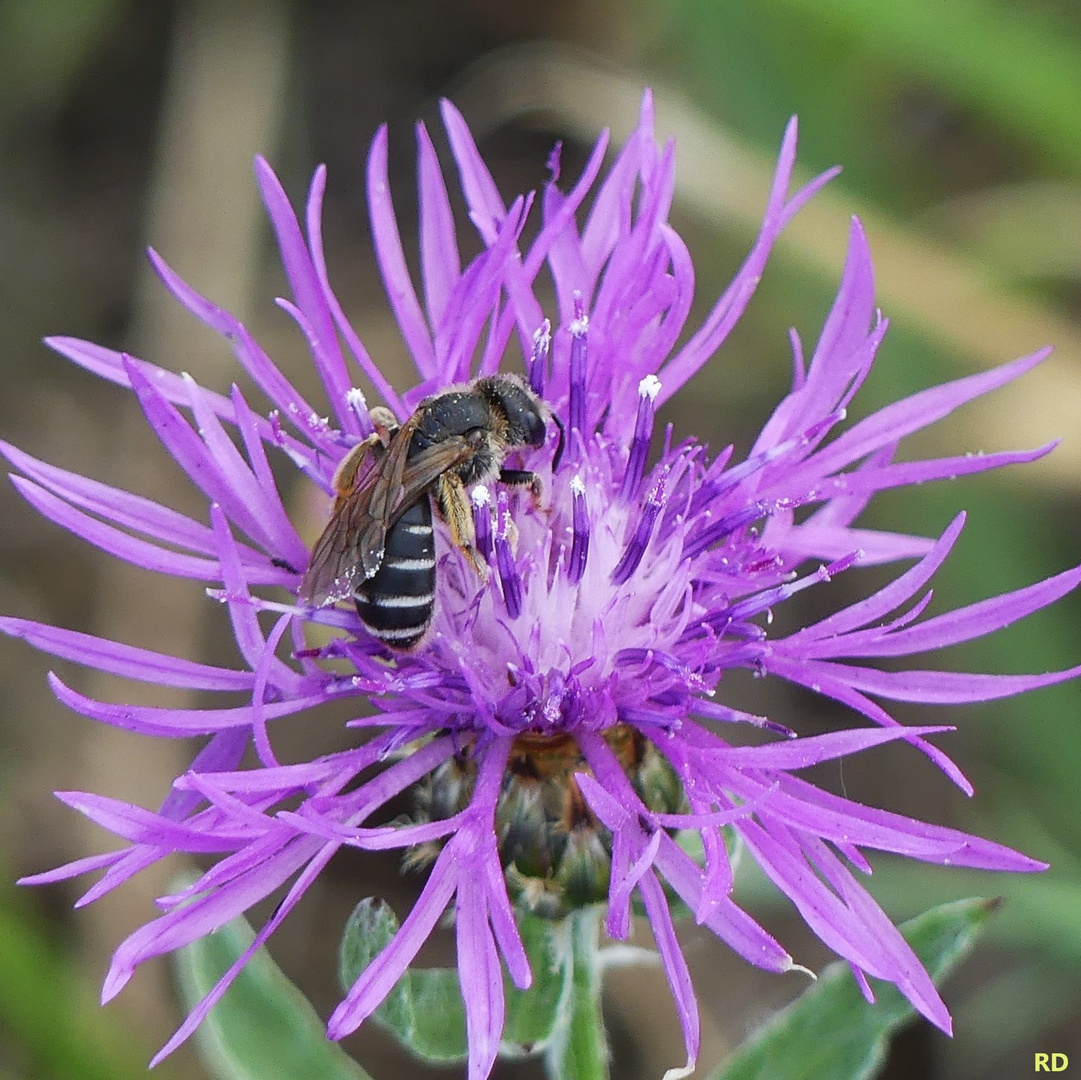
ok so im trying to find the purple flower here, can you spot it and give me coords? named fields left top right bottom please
left=5, top=90, right=1079, bottom=1079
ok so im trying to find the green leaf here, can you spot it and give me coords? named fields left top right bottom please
left=711, top=897, right=999, bottom=1080
left=504, top=908, right=573, bottom=1053
left=175, top=911, right=373, bottom=1080
left=338, top=898, right=467, bottom=1062
left=338, top=899, right=590, bottom=1067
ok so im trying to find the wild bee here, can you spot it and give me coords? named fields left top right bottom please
left=299, top=374, right=561, bottom=649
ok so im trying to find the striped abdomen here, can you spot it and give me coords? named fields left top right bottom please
left=354, top=497, right=436, bottom=649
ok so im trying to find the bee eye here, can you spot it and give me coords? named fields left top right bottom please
left=508, top=411, right=546, bottom=450
left=525, top=413, right=546, bottom=448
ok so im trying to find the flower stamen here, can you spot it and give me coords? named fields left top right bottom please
left=612, top=470, right=668, bottom=586
left=620, top=374, right=661, bottom=503
left=568, top=295, right=589, bottom=445
left=528, top=319, right=551, bottom=397
left=345, top=386, right=374, bottom=437
left=568, top=474, right=589, bottom=585
left=494, top=490, right=522, bottom=618
left=471, top=484, right=493, bottom=563
left=685, top=499, right=782, bottom=560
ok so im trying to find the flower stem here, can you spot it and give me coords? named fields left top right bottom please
left=545, top=906, right=609, bottom=1080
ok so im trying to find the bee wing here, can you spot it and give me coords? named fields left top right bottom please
left=297, top=426, right=410, bottom=607
left=352, top=435, right=476, bottom=567
left=298, top=494, right=372, bottom=606
left=298, top=426, right=474, bottom=608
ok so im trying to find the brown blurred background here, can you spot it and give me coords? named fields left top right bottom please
left=2, top=2, right=1081, bottom=1078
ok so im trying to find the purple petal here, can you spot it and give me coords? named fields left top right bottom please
left=124, top=360, right=272, bottom=550
left=781, top=524, right=934, bottom=565
left=416, top=120, right=462, bottom=331
left=777, top=775, right=1046, bottom=871
left=818, top=564, right=1081, bottom=659
left=55, top=790, right=259, bottom=850
left=150, top=841, right=337, bottom=1064
left=580, top=93, right=649, bottom=273
left=710, top=724, right=952, bottom=770
left=806, top=836, right=951, bottom=1031
left=329, top=845, right=458, bottom=1037
left=659, top=120, right=839, bottom=402
left=639, top=870, right=699, bottom=1076
left=787, top=348, right=1051, bottom=488
left=304, top=165, right=406, bottom=420
left=18, top=849, right=125, bottom=886
left=183, top=376, right=289, bottom=555
left=0, top=617, right=254, bottom=691
left=208, top=504, right=302, bottom=691
left=440, top=99, right=506, bottom=245
left=146, top=250, right=331, bottom=447
left=654, top=832, right=795, bottom=972
left=48, top=672, right=331, bottom=737
left=483, top=848, right=531, bottom=990
left=758, top=656, right=973, bottom=791
left=105, top=834, right=324, bottom=1002
left=457, top=868, right=504, bottom=1080
left=753, top=218, right=877, bottom=452
left=794, top=658, right=1081, bottom=704
left=0, top=439, right=278, bottom=573
left=784, top=514, right=967, bottom=642
left=158, top=727, right=250, bottom=821
left=795, top=445, right=1057, bottom=506
left=367, top=126, right=437, bottom=377
left=253, top=157, right=356, bottom=434
left=229, top=385, right=310, bottom=570
left=10, top=476, right=230, bottom=582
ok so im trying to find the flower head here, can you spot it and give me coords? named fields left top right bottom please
left=6, top=91, right=1079, bottom=1079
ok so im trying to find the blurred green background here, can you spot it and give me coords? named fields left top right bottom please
left=1, top=1, right=1080, bottom=1078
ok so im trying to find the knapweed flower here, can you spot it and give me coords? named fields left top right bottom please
left=5, top=90, right=1079, bottom=1080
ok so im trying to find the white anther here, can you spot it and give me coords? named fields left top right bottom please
left=638, top=373, right=662, bottom=401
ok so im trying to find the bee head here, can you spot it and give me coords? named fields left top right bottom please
left=478, top=375, right=548, bottom=451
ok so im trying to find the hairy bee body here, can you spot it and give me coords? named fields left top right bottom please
left=300, top=374, right=560, bottom=650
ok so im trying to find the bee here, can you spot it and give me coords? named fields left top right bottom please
left=299, top=374, right=561, bottom=649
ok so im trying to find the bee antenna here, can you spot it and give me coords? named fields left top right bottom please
left=550, top=412, right=566, bottom=472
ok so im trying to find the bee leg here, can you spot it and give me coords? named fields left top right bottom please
left=434, top=472, right=489, bottom=581
left=331, top=433, right=382, bottom=503
left=369, top=405, right=399, bottom=443
left=498, top=468, right=542, bottom=504
left=332, top=406, right=400, bottom=492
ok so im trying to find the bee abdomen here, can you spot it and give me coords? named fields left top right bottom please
left=354, top=498, right=436, bottom=649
